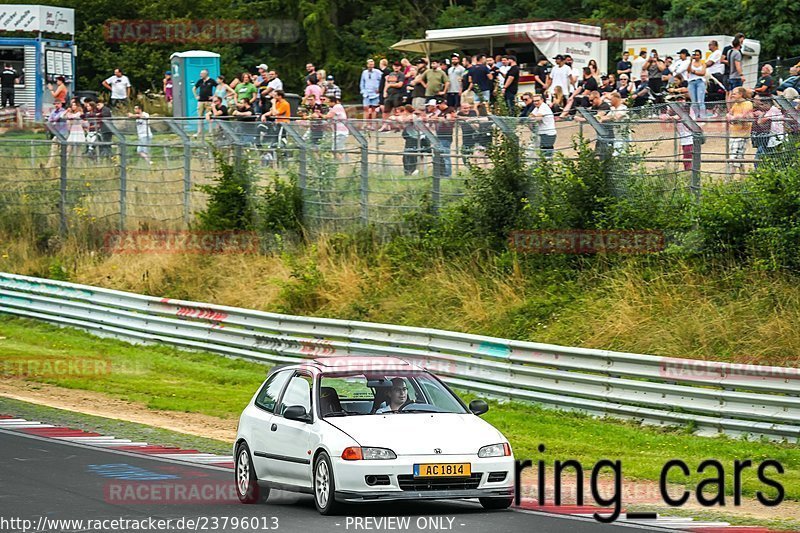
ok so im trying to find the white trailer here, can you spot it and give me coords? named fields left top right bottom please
left=623, top=36, right=761, bottom=87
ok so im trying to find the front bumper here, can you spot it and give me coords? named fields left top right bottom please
left=332, top=454, right=514, bottom=501
left=335, top=487, right=514, bottom=503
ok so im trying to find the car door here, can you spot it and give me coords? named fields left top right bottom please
left=249, top=369, right=292, bottom=480
left=267, top=371, right=315, bottom=487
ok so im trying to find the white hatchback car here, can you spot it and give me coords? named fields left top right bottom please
left=234, top=356, right=515, bottom=514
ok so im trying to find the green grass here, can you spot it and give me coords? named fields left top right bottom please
left=0, top=315, right=797, bottom=504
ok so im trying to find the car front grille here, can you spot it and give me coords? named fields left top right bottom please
left=397, top=473, right=482, bottom=491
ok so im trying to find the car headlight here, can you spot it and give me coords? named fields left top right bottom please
left=341, top=447, right=397, bottom=460
left=478, top=443, right=511, bottom=458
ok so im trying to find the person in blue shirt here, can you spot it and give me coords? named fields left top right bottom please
left=777, top=66, right=800, bottom=94
left=360, top=59, right=383, bottom=121
left=468, top=55, right=494, bottom=104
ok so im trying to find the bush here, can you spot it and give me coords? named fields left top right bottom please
left=196, top=151, right=256, bottom=231
left=259, top=173, right=304, bottom=235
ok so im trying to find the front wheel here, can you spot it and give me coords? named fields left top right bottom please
left=479, top=496, right=513, bottom=510
left=313, top=452, right=343, bottom=515
left=235, top=443, right=269, bottom=504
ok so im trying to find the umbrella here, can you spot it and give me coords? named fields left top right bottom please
left=390, top=38, right=461, bottom=59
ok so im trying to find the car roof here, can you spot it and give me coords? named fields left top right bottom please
left=295, top=356, right=420, bottom=373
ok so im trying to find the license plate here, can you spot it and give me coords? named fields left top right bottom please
left=413, top=463, right=471, bottom=478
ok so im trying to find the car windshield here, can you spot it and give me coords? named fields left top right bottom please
left=318, top=371, right=467, bottom=417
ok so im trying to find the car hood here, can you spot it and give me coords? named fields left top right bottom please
left=324, top=413, right=506, bottom=456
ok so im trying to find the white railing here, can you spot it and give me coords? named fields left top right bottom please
left=0, top=272, right=798, bottom=441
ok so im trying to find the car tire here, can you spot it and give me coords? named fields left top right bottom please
left=313, top=452, right=342, bottom=515
left=479, top=496, right=513, bottom=510
left=235, top=443, right=269, bottom=504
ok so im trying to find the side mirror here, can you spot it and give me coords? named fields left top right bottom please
left=469, top=399, right=489, bottom=416
left=284, top=405, right=311, bottom=422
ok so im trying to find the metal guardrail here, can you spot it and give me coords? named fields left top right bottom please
left=0, top=271, right=798, bottom=442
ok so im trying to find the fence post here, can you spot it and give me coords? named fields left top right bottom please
left=105, top=119, right=127, bottom=230
left=59, top=139, right=68, bottom=234
left=668, top=103, right=703, bottom=202
left=419, top=122, right=443, bottom=214
left=346, top=123, right=370, bottom=225
left=280, top=123, right=309, bottom=223
left=166, top=119, right=193, bottom=225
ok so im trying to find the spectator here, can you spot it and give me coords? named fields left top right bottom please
left=304, top=76, right=323, bottom=104
left=763, top=96, right=786, bottom=155
left=46, top=100, right=67, bottom=165
left=660, top=94, right=694, bottom=170
left=600, top=75, right=615, bottom=94
left=95, top=101, right=113, bottom=158
left=721, top=33, right=745, bottom=87
left=378, top=58, right=391, bottom=111
left=532, top=57, right=550, bottom=95
left=726, top=38, right=745, bottom=92
left=325, top=95, right=349, bottom=154
left=48, top=76, right=68, bottom=106
left=83, top=99, right=100, bottom=160
left=163, top=71, right=173, bottom=109
left=214, top=75, right=236, bottom=108
left=263, top=90, right=291, bottom=123
left=564, top=55, right=580, bottom=94
left=726, top=86, right=753, bottom=173
left=671, top=49, right=691, bottom=80
left=446, top=54, right=465, bottom=108
left=232, top=99, right=255, bottom=120
left=666, top=74, right=689, bottom=98
left=102, top=68, right=132, bottom=108
left=128, top=104, right=152, bottom=164
left=574, top=67, right=599, bottom=107
left=617, top=51, right=632, bottom=77
left=383, top=62, right=405, bottom=114
left=530, top=93, right=556, bottom=158
left=550, top=55, right=572, bottom=98
left=192, top=69, right=217, bottom=117
left=632, top=71, right=652, bottom=107
left=325, top=75, right=342, bottom=101
left=260, top=70, right=284, bottom=112
left=754, top=64, right=775, bottom=97
left=205, top=95, right=228, bottom=120
left=467, top=55, right=493, bottom=104
left=660, top=56, right=674, bottom=87
left=64, top=100, right=87, bottom=158
left=777, top=66, right=800, bottom=94
left=706, top=41, right=725, bottom=90
left=360, top=59, right=382, bottom=120
left=1, top=62, right=18, bottom=107
left=503, top=56, right=520, bottom=115
left=305, top=63, right=317, bottom=84
left=234, top=73, right=258, bottom=108
left=456, top=101, right=478, bottom=162
left=644, top=50, right=664, bottom=93
left=432, top=105, right=455, bottom=176
left=617, top=74, right=635, bottom=99
left=588, top=59, right=601, bottom=84
left=422, top=59, right=449, bottom=100
left=519, top=92, right=536, bottom=117
left=631, top=50, right=647, bottom=81
left=686, top=49, right=707, bottom=119
left=550, top=85, right=566, bottom=115
left=410, top=60, right=428, bottom=110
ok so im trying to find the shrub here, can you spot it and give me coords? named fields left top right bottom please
left=196, top=151, right=256, bottom=231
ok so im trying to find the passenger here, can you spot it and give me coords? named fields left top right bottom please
left=375, top=378, right=409, bottom=413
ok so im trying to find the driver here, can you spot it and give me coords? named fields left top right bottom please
left=375, top=377, right=409, bottom=413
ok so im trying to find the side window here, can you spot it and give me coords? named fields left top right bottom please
left=255, top=370, right=292, bottom=413
left=277, top=374, right=313, bottom=416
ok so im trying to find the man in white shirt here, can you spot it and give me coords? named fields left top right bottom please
left=550, top=55, right=573, bottom=97
left=102, top=68, right=131, bottom=108
left=706, top=40, right=725, bottom=89
left=530, top=93, right=557, bottom=159
left=671, top=49, right=691, bottom=78
left=447, top=54, right=465, bottom=108
left=631, top=51, right=647, bottom=81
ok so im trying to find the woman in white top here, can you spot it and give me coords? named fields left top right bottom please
left=64, top=101, right=87, bottom=159
left=686, top=49, right=707, bottom=120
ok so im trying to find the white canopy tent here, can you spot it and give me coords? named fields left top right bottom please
left=424, top=21, right=608, bottom=74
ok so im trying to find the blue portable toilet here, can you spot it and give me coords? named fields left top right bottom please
left=169, top=50, right=221, bottom=120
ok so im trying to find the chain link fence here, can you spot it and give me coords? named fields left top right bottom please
left=1, top=97, right=798, bottom=235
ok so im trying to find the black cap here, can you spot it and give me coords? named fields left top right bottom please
left=678, top=48, right=690, bottom=55
left=555, top=54, right=564, bottom=60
